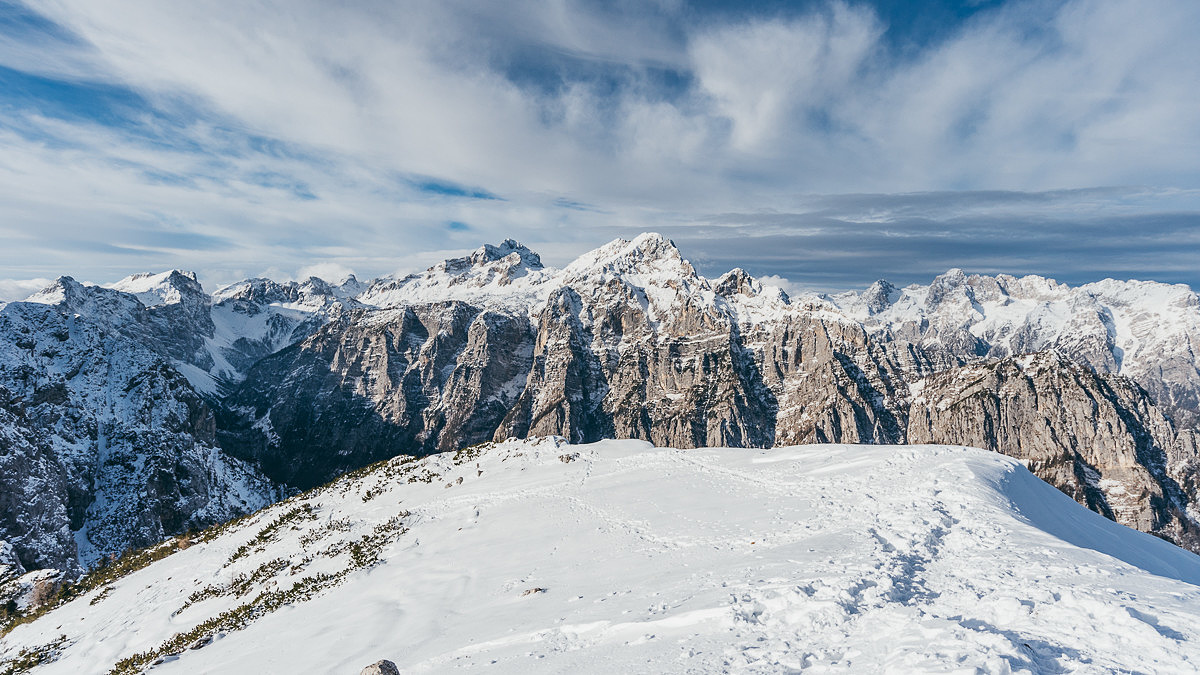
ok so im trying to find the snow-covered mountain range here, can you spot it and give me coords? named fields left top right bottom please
left=2, top=233, right=1200, bottom=583
left=5, top=439, right=1200, bottom=673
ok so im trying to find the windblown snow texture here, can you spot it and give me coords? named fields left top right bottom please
left=4, top=439, right=1200, bottom=673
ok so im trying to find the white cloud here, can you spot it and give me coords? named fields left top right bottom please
left=689, top=2, right=881, bottom=153
left=0, top=278, right=53, bottom=303
left=0, top=0, right=1197, bottom=288
left=756, top=274, right=811, bottom=299
left=294, top=262, right=355, bottom=284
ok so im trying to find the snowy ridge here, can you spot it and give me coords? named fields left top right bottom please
left=358, top=240, right=554, bottom=312
left=4, top=439, right=1200, bottom=673
left=833, top=268, right=1200, bottom=377
left=106, top=271, right=202, bottom=308
left=22, top=236, right=1200, bottom=399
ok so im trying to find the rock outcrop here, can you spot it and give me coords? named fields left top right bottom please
left=360, top=660, right=400, bottom=675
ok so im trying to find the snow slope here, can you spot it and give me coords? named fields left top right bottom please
left=5, top=439, right=1200, bottom=674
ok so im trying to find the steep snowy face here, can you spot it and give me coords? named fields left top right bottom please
left=1078, top=279, right=1200, bottom=425
left=205, top=277, right=357, bottom=389
left=564, top=233, right=695, bottom=281
left=5, top=440, right=1200, bottom=674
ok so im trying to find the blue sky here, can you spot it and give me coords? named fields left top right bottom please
left=0, top=0, right=1198, bottom=299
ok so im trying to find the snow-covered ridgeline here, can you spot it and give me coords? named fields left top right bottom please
left=4, top=439, right=1200, bottom=673
left=15, top=234, right=1200, bottom=400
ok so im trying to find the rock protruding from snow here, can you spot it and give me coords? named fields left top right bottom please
left=360, top=660, right=400, bottom=675
left=713, top=268, right=760, bottom=299
left=2, top=568, right=64, bottom=613
left=860, top=279, right=899, bottom=315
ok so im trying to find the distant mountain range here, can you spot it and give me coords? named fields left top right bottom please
left=2, top=233, right=1199, bottom=580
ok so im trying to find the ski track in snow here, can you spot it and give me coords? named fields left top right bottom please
left=6, top=440, right=1200, bottom=674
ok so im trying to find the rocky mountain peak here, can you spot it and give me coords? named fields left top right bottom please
left=926, top=268, right=970, bottom=308
left=565, top=233, right=696, bottom=282
left=213, top=277, right=282, bottom=303
left=714, top=268, right=761, bottom=298
left=356, top=241, right=552, bottom=310
left=109, top=270, right=206, bottom=308
left=24, top=276, right=86, bottom=306
left=431, top=240, right=545, bottom=282
left=861, top=279, right=899, bottom=315
left=466, top=239, right=543, bottom=270
left=215, top=275, right=366, bottom=311
left=335, top=274, right=366, bottom=299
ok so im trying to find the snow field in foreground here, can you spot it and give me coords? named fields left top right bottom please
left=5, top=439, right=1200, bottom=674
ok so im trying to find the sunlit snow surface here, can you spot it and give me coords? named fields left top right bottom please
left=7, top=440, right=1200, bottom=673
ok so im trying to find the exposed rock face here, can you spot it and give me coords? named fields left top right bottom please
left=208, top=276, right=361, bottom=388
left=840, top=269, right=1200, bottom=430
left=0, top=297, right=279, bottom=574
left=219, top=303, right=534, bottom=488
left=908, top=352, right=1200, bottom=548
left=6, top=233, right=1200, bottom=574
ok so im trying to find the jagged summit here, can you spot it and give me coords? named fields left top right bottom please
left=860, top=279, right=899, bottom=315
left=564, top=233, right=697, bottom=282
left=358, top=238, right=552, bottom=310
left=215, top=276, right=331, bottom=303
left=465, top=238, right=544, bottom=270
left=24, top=275, right=85, bottom=305
left=108, top=270, right=205, bottom=308
left=713, top=268, right=759, bottom=298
